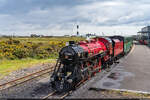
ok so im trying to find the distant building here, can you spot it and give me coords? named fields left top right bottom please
left=141, top=26, right=150, bottom=32
left=30, top=34, right=44, bottom=37
left=138, top=26, right=150, bottom=36
left=64, top=35, right=70, bottom=37
left=85, top=33, right=97, bottom=40
left=86, top=33, right=96, bottom=37
left=138, top=26, right=150, bottom=45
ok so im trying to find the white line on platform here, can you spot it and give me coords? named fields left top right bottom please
left=101, top=88, right=150, bottom=95
left=128, top=44, right=135, bottom=56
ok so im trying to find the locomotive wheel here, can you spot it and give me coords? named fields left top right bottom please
left=110, top=60, right=113, bottom=65
left=86, top=70, right=90, bottom=79
left=88, top=74, right=91, bottom=80
left=55, top=81, right=72, bottom=93
left=107, top=62, right=110, bottom=68
left=88, top=66, right=92, bottom=80
left=105, top=63, right=111, bottom=72
left=109, top=58, right=113, bottom=65
left=90, top=66, right=96, bottom=77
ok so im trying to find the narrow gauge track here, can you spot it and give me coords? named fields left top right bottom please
left=42, top=70, right=104, bottom=99
left=0, top=66, right=54, bottom=91
left=42, top=79, right=86, bottom=99
left=43, top=91, right=72, bottom=99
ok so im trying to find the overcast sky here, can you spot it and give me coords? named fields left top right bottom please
left=0, top=0, right=149, bottom=36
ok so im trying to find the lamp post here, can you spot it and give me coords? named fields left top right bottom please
left=148, top=32, right=150, bottom=47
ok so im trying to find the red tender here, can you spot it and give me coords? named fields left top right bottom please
left=112, top=39, right=123, bottom=56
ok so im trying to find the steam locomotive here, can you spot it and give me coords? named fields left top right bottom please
left=50, top=36, right=133, bottom=92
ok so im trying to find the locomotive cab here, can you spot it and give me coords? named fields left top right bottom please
left=110, top=36, right=124, bottom=58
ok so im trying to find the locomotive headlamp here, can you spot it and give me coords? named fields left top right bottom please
left=67, top=79, right=73, bottom=83
left=57, top=72, right=60, bottom=76
left=67, top=72, right=72, bottom=76
left=65, top=55, right=69, bottom=59
left=59, top=77, right=62, bottom=80
left=64, top=52, right=73, bottom=60
left=78, top=52, right=81, bottom=57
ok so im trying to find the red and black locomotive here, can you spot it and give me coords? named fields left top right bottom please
left=50, top=36, right=125, bottom=92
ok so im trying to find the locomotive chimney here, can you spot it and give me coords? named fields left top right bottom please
left=69, top=41, right=75, bottom=46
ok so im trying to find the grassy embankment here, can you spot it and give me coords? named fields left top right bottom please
left=0, top=58, right=56, bottom=79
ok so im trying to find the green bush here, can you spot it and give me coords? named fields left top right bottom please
left=13, top=48, right=30, bottom=59
left=0, top=37, right=85, bottom=60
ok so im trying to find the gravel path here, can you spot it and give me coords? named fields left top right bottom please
left=0, top=60, right=56, bottom=85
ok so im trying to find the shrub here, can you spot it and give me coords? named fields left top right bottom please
left=13, top=48, right=30, bottom=59
left=0, top=37, right=85, bottom=60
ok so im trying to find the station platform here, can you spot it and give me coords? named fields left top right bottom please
left=91, top=44, right=150, bottom=93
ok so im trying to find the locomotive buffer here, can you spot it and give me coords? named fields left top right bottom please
left=91, top=44, right=150, bottom=93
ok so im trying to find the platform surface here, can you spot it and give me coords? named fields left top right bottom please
left=91, top=44, right=150, bottom=92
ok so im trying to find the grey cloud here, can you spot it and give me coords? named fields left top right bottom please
left=0, top=0, right=89, bottom=15
left=0, top=0, right=149, bottom=36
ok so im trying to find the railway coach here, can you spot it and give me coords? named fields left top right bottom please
left=110, top=36, right=133, bottom=55
left=124, top=37, right=133, bottom=54
left=50, top=35, right=133, bottom=92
